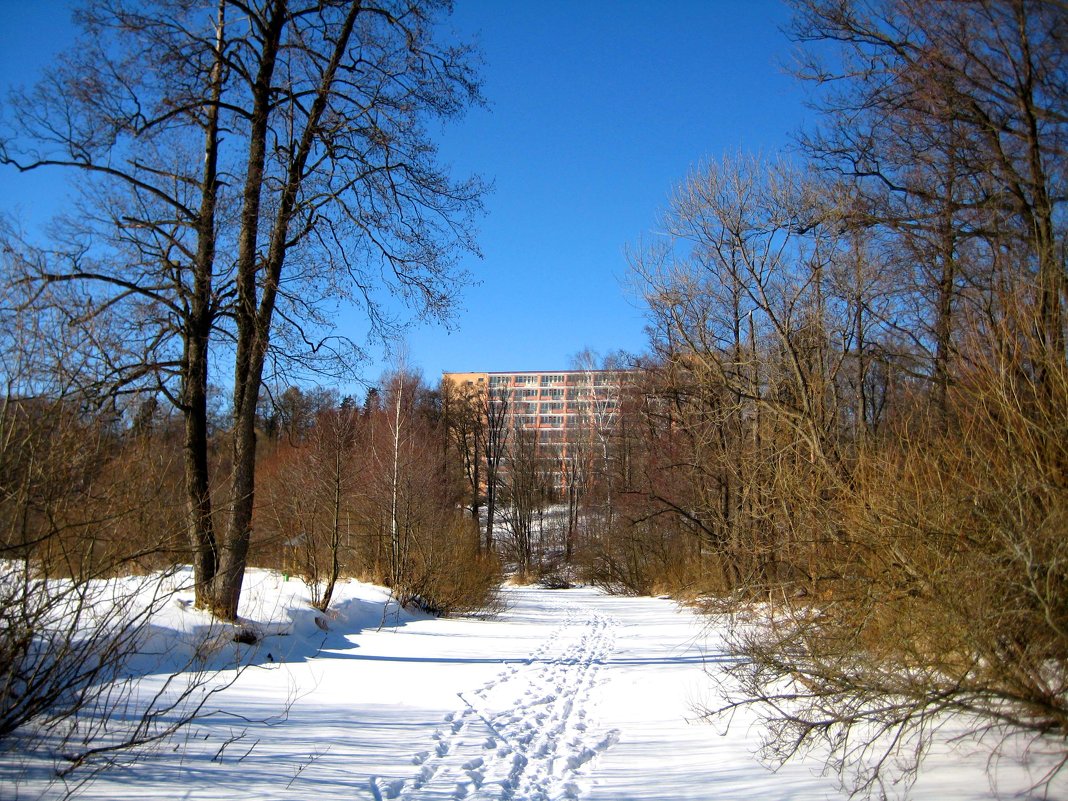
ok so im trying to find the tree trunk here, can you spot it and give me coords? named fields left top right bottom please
left=215, top=0, right=363, bottom=620
left=318, top=446, right=342, bottom=612
left=185, top=0, right=225, bottom=608
left=390, top=382, right=403, bottom=587
left=183, top=335, right=216, bottom=606
left=211, top=0, right=286, bottom=620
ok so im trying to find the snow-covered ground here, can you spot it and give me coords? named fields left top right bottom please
left=4, top=570, right=1060, bottom=800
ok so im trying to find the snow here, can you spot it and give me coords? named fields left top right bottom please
left=3, top=569, right=1061, bottom=800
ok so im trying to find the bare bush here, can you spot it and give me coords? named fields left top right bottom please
left=0, top=290, right=241, bottom=797
left=394, top=515, right=503, bottom=617
left=714, top=342, right=1068, bottom=795
left=0, top=565, right=240, bottom=798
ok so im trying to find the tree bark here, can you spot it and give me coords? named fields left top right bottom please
left=211, top=0, right=287, bottom=619
left=185, top=0, right=226, bottom=607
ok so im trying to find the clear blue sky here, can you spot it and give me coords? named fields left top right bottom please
left=0, top=0, right=808, bottom=388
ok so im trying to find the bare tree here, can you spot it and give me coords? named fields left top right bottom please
left=657, top=3, right=1068, bottom=795
left=502, top=422, right=549, bottom=575
left=1, top=0, right=485, bottom=619
left=356, top=369, right=499, bottom=613
left=565, top=350, right=630, bottom=580
left=791, top=0, right=1068, bottom=408
left=443, top=379, right=486, bottom=534
left=256, top=392, right=356, bottom=611
left=630, top=153, right=850, bottom=593
left=483, top=386, right=509, bottom=553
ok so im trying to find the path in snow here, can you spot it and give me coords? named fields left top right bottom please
left=6, top=573, right=1056, bottom=800
left=373, top=598, right=621, bottom=801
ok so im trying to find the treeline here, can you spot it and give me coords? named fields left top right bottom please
left=0, top=375, right=500, bottom=616
left=613, top=156, right=1066, bottom=794
left=0, top=393, right=188, bottom=579
left=438, top=353, right=632, bottom=586
left=253, top=377, right=499, bottom=615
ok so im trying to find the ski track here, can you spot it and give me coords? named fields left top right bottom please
left=374, top=596, right=620, bottom=801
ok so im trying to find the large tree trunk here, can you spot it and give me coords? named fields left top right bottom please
left=185, top=0, right=225, bottom=608
left=183, top=333, right=217, bottom=606
left=214, top=0, right=361, bottom=619
left=209, top=0, right=286, bottom=620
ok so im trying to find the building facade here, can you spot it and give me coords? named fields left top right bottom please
left=442, top=369, right=629, bottom=483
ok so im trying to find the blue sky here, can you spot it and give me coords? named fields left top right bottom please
left=0, top=0, right=809, bottom=388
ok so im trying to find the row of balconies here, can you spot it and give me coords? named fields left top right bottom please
left=491, top=388, right=617, bottom=401
left=506, top=401, right=617, bottom=417
left=487, top=372, right=624, bottom=389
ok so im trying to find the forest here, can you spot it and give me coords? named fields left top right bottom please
left=1, top=0, right=1065, bottom=796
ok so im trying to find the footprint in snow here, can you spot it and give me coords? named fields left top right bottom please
left=599, top=729, right=622, bottom=750
left=380, top=778, right=405, bottom=799
left=412, top=764, right=436, bottom=788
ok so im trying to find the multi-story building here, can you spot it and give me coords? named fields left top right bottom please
left=442, top=369, right=630, bottom=483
